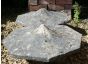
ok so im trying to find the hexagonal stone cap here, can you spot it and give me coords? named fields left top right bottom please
left=16, top=8, right=71, bottom=29
left=3, top=24, right=82, bottom=62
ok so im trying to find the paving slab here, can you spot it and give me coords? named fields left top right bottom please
left=3, top=24, right=82, bottom=62
left=16, top=8, right=71, bottom=29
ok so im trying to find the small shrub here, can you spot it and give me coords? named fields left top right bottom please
left=73, top=2, right=81, bottom=23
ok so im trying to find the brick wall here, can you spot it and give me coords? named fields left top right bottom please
left=28, top=0, right=72, bottom=11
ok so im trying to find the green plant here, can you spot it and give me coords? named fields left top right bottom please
left=73, top=2, right=81, bottom=23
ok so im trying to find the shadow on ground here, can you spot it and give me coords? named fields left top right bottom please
left=65, top=24, right=87, bottom=35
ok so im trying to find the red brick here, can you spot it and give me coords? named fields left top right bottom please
left=55, top=5, right=64, bottom=11
left=48, top=4, right=56, bottom=10
left=29, top=5, right=47, bottom=11
left=39, top=0, right=55, bottom=5
left=39, top=0, right=49, bottom=4
left=56, top=0, right=67, bottom=5
left=28, top=0, right=38, bottom=5
left=48, top=4, right=64, bottom=11
left=64, top=4, right=72, bottom=10
left=66, top=0, right=72, bottom=4
left=28, top=0, right=72, bottom=11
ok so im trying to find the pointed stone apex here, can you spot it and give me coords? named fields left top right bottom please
left=35, top=8, right=48, bottom=15
left=34, top=24, right=51, bottom=37
left=36, top=8, right=48, bottom=13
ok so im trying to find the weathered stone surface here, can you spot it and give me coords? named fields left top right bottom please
left=16, top=8, right=71, bottom=28
left=3, top=24, right=82, bottom=62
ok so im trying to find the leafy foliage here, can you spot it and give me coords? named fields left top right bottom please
left=73, top=2, right=81, bottom=23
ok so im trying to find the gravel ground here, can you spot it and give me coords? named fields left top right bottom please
left=1, top=20, right=88, bottom=64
